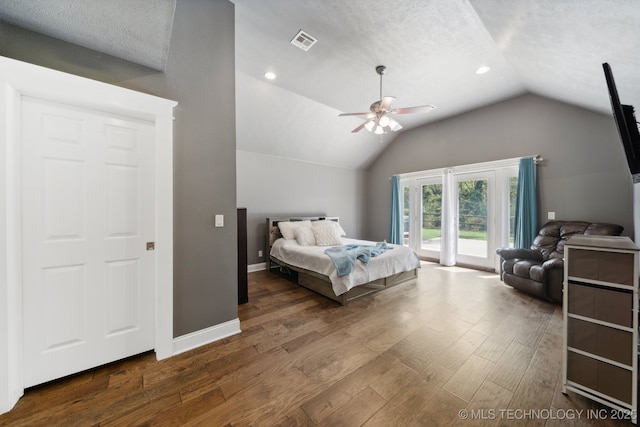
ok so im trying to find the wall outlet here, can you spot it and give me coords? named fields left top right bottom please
left=258, top=250, right=263, bottom=257
left=548, top=211, right=556, bottom=220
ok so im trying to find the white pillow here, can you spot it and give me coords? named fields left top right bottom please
left=312, top=220, right=346, bottom=236
left=277, top=220, right=311, bottom=239
left=312, top=221, right=343, bottom=246
left=294, top=226, right=317, bottom=246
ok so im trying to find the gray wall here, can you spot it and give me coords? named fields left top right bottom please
left=366, top=93, right=633, bottom=241
left=0, top=0, right=238, bottom=338
left=237, top=150, right=366, bottom=265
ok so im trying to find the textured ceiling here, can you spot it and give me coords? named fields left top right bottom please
left=233, top=0, right=640, bottom=169
left=0, top=0, right=176, bottom=71
left=472, top=0, right=640, bottom=113
left=0, top=0, right=639, bottom=169
left=233, top=0, right=525, bottom=168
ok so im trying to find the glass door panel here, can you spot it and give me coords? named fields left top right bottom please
left=455, top=172, right=493, bottom=268
left=403, top=185, right=410, bottom=245
left=416, top=178, right=442, bottom=259
left=421, top=182, right=442, bottom=253
left=457, top=178, right=488, bottom=257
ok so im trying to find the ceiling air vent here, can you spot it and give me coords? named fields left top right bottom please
left=290, top=30, right=317, bottom=51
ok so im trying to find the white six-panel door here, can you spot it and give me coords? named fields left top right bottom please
left=21, top=97, right=155, bottom=387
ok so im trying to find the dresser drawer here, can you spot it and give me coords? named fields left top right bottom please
left=567, top=351, right=632, bottom=404
left=567, top=283, right=632, bottom=327
left=568, top=248, right=635, bottom=285
left=567, top=317, right=633, bottom=365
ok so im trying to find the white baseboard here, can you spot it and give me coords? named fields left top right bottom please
left=172, top=318, right=241, bottom=356
left=248, top=262, right=266, bottom=272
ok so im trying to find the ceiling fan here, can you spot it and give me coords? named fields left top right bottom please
left=339, top=65, right=436, bottom=134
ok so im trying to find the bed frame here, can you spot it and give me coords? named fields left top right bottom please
left=266, top=216, right=418, bottom=305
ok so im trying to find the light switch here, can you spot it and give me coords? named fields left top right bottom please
left=548, top=211, right=555, bottom=220
left=215, top=214, right=224, bottom=227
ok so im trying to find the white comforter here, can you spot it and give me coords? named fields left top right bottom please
left=270, top=237, right=421, bottom=296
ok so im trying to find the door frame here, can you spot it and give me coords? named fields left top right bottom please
left=453, top=170, right=495, bottom=269
left=404, top=176, right=445, bottom=260
left=0, top=57, right=177, bottom=413
left=495, top=166, right=519, bottom=271
left=398, top=158, right=522, bottom=270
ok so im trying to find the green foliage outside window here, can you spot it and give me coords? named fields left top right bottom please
left=419, top=183, right=442, bottom=241
left=421, top=180, right=488, bottom=241
left=407, top=176, right=518, bottom=243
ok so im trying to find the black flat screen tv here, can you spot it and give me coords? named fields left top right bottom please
left=603, top=62, right=640, bottom=183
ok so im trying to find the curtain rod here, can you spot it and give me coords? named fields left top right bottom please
left=390, top=154, right=544, bottom=180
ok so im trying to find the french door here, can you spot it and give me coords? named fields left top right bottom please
left=401, top=162, right=518, bottom=270
left=454, top=172, right=493, bottom=268
left=403, top=177, right=443, bottom=260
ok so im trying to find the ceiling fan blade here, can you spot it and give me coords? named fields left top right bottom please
left=391, top=104, right=436, bottom=115
left=379, top=96, right=396, bottom=111
left=351, top=120, right=373, bottom=133
left=339, top=111, right=371, bottom=117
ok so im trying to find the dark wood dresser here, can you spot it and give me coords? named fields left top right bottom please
left=237, top=208, right=248, bottom=304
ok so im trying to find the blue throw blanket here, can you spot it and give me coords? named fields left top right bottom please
left=324, top=242, right=392, bottom=276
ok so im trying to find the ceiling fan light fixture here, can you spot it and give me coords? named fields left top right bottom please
left=364, top=121, right=375, bottom=132
left=339, top=65, right=435, bottom=135
left=389, top=118, right=402, bottom=131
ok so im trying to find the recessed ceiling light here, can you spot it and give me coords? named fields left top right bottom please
left=475, top=66, right=491, bottom=75
left=264, top=71, right=277, bottom=80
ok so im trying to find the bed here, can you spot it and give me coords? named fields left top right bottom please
left=266, top=216, right=420, bottom=305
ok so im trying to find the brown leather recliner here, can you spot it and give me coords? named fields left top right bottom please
left=496, top=221, right=623, bottom=303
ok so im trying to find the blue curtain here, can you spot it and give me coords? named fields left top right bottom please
left=390, top=176, right=403, bottom=244
left=514, top=157, right=538, bottom=248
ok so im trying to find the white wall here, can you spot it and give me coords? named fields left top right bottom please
left=237, top=150, right=366, bottom=265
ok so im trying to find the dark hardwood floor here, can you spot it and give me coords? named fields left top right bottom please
left=0, top=262, right=633, bottom=426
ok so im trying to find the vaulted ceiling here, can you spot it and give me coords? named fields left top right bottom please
left=0, top=0, right=176, bottom=71
left=1, top=0, right=639, bottom=169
